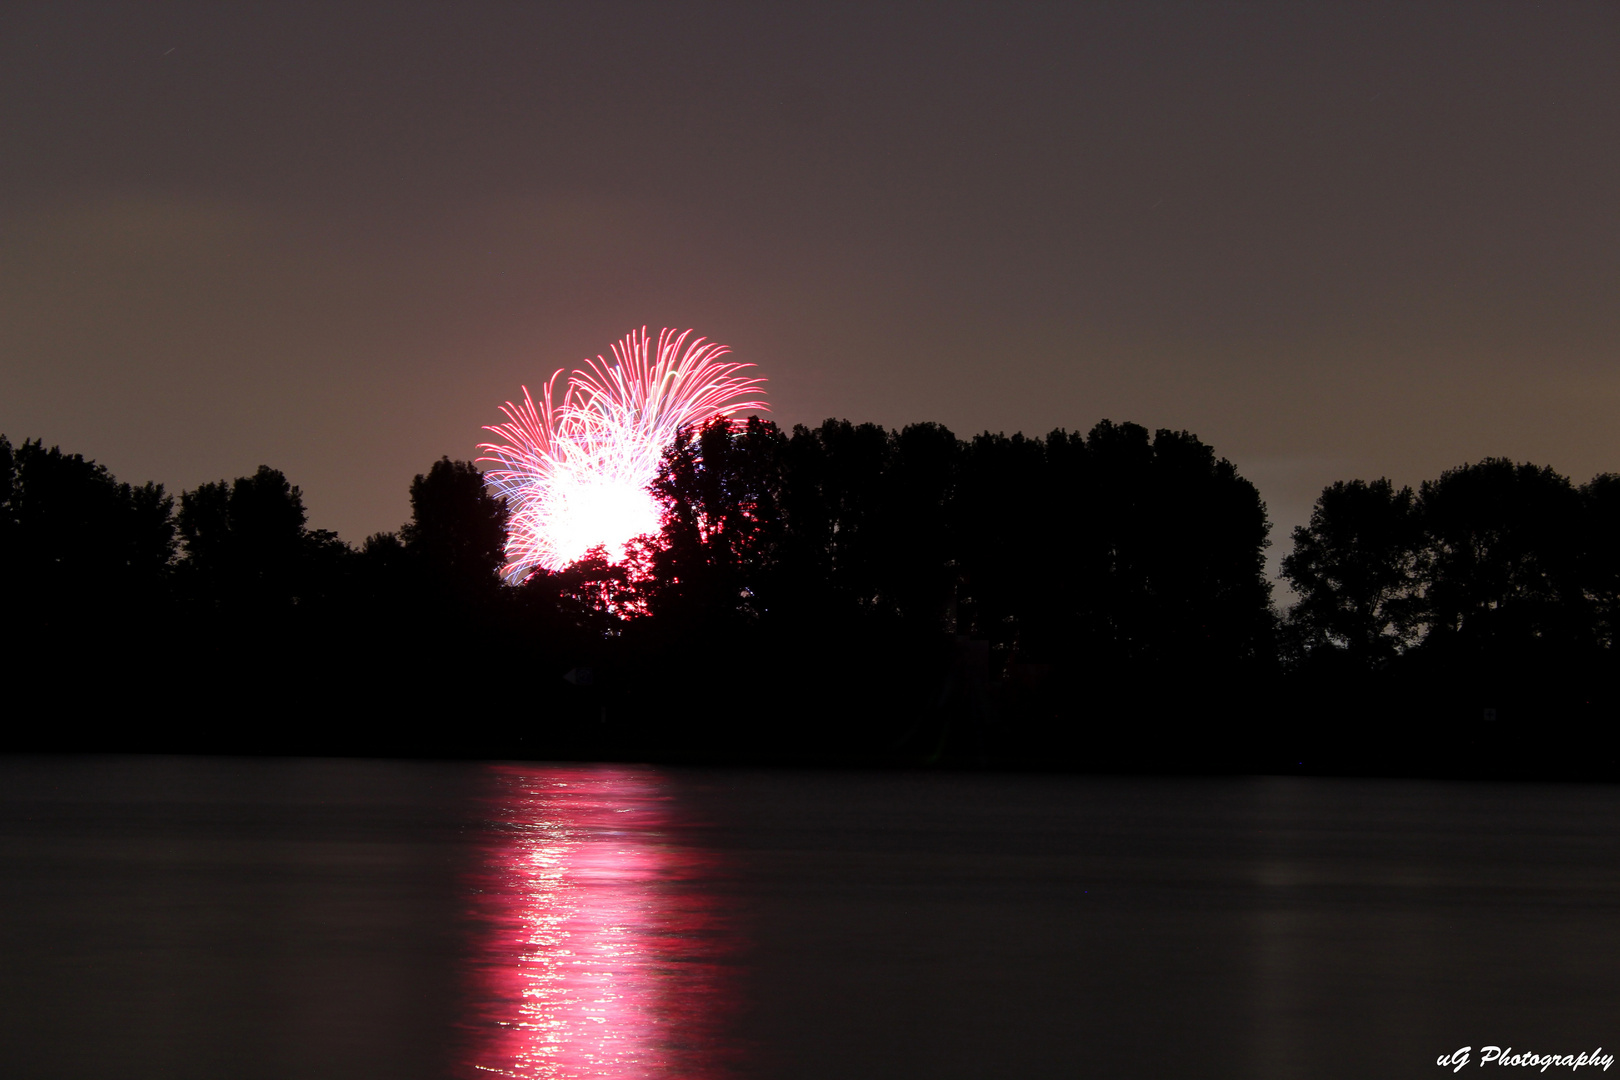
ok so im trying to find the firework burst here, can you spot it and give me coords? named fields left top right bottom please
left=479, top=327, right=767, bottom=581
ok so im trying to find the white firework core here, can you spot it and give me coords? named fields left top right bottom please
left=478, top=327, right=767, bottom=581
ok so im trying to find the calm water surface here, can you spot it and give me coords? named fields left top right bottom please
left=1, top=757, right=1617, bottom=1079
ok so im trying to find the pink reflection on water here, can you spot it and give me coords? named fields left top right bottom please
left=457, top=765, right=740, bottom=1080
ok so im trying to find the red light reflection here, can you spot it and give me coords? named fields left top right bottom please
left=457, top=766, right=741, bottom=1080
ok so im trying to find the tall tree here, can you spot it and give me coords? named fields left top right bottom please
left=3, top=437, right=175, bottom=617
left=177, top=465, right=320, bottom=610
left=780, top=419, right=892, bottom=612
left=1282, top=478, right=1425, bottom=666
left=1416, top=459, right=1587, bottom=653
left=645, top=417, right=787, bottom=628
left=400, top=458, right=507, bottom=604
left=1071, top=421, right=1274, bottom=670
left=954, top=428, right=1062, bottom=657
left=877, top=422, right=960, bottom=629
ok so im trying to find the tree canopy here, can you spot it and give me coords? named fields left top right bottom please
left=3, top=424, right=1615, bottom=777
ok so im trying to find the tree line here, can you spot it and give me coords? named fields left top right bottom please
left=1278, top=463, right=1620, bottom=775
left=2, top=424, right=1614, bottom=776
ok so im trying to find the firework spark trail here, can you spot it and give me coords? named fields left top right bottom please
left=479, top=328, right=767, bottom=581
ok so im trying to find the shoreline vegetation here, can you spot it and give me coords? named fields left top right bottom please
left=3, top=419, right=1616, bottom=781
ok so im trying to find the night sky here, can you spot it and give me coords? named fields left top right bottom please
left=2, top=3, right=1616, bottom=569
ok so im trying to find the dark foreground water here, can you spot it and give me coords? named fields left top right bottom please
left=1, top=758, right=1617, bottom=1079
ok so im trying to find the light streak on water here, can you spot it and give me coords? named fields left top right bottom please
left=456, top=766, right=741, bottom=1080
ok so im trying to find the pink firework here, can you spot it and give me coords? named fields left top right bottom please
left=479, top=327, right=767, bottom=581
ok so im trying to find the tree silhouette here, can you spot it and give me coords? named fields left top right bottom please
left=956, top=421, right=1273, bottom=673
left=644, top=417, right=787, bottom=628
left=400, top=457, right=507, bottom=606
left=2, top=437, right=175, bottom=619
left=1580, top=473, right=1620, bottom=650
left=16, top=412, right=1618, bottom=776
left=0, top=437, right=177, bottom=743
left=1282, top=478, right=1424, bottom=667
left=877, top=422, right=961, bottom=630
left=1416, top=459, right=1587, bottom=655
left=176, top=465, right=327, bottom=610
left=779, top=418, right=892, bottom=615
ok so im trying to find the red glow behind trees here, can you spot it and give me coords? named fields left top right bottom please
left=479, top=329, right=767, bottom=582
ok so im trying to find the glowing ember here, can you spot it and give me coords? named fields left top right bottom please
left=479, top=328, right=767, bottom=581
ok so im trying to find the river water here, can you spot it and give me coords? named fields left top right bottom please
left=0, top=757, right=1616, bottom=1079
